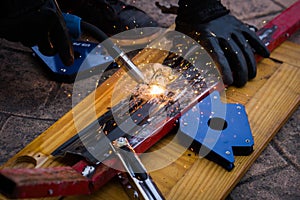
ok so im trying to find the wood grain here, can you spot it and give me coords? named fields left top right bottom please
left=270, top=41, right=300, bottom=67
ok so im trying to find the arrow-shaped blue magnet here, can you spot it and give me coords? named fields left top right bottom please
left=179, top=91, right=254, bottom=171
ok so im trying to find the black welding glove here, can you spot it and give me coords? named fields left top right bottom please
left=175, top=0, right=270, bottom=87
left=0, top=0, right=74, bottom=66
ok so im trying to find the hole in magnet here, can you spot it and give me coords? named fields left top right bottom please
left=208, top=117, right=228, bottom=131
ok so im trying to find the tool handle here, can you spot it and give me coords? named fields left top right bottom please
left=117, top=145, right=149, bottom=181
left=112, top=137, right=165, bottom=200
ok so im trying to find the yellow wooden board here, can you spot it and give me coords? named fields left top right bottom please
left=0, top=40, right=299, bottom=200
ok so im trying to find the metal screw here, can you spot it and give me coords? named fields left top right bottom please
left=48, top=189, right=54, bottom=195
left=115, top=137, right=127, bottom=147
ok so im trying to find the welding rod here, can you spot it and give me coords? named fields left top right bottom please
left=80, top=21, right=146, bottom=84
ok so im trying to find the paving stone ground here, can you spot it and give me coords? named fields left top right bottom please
left=0, top=0, right=299, bottom=199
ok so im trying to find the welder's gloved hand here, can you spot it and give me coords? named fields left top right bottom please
left=0, top=0, right=74, bottom=66
left=175, top=0, right=270, bottom=87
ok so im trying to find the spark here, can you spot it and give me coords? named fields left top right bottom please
left=149, top=84, right=166, bottom=96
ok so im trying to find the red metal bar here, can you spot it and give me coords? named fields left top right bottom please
left=0, top=167, right=90, bottom=198
left=0, top=159, right=122, bottom=198
left=257, top=0, right=300, bottom=53
left=72, top=158, right=121, bottom=193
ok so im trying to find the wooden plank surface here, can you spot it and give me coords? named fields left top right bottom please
left=269, top=41, right=300, bottom=67
left=0, top=40, right=299, bottom=200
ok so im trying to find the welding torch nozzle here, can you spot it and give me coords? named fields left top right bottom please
left=112, top=47, right=147, bottom=85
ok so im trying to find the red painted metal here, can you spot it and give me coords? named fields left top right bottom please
left=257, top=0, right=300, bottom=53
left=0, top=1, right=300, bottom=198
left=0, top=167, right=90, bottom=198
left=72, top=158, right=122, bottom=193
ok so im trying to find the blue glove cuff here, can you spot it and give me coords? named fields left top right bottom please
left=63, top=13, right=81, bottom=39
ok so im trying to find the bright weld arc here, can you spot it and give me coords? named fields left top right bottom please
left=149, top=84, right=166, bottom=96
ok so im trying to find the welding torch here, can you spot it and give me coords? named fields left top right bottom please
left=80, top=21, right=147, bottom=84
left=54, top=0, right=146, bottom=84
